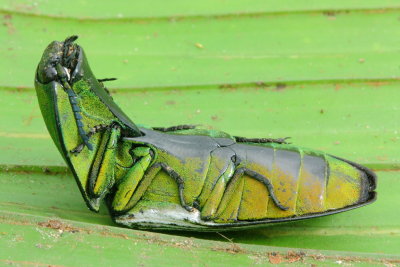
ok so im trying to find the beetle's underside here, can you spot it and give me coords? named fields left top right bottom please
left=34, top=36, right=377, bottom=231
left=113, top=128, right=376, bottom=231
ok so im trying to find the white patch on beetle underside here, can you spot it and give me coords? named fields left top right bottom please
left=114, top=207, right=220, bottom=229
left=63, top=67, right=71, bottom=81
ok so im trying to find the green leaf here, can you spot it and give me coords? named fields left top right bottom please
left=0, top=1, right=399, bottom=265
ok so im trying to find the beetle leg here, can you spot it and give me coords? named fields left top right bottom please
left=215, top=167, right=288, bottom=212
left=70, top=124, right=109, bottom=155
left=152, top=124, right=197, bottom=132
left=111, top=147, right=153, bottom=212
left=87, top=125, right=121, bottom=198
left=199, top=162, right=235, bottom=219
left=211, top=167, right=246, bottom=221
left=97, top=78, right=117, bottom=97
left=234, top=136, right=291, bottom=144
left=239, top=168, right=289, bottom=211
left=112, top=160, right=194, bottom=213
left=54, top=62, right=93, bottom=150
left=157, top=162, right=193, bottom=212
left=209, top=167, right=288, bottom=222
left=98, top=78, right=117, bottom=82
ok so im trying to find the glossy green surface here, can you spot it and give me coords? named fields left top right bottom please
left=0, top=0, right=399, bottom=265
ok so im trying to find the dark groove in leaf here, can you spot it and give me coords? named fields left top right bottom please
left=1, top=77, right=399, bottom=93
left=1, top=7, right=400, bottom=22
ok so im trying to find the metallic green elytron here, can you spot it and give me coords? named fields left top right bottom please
left=34, top=36, right=376, bottom=231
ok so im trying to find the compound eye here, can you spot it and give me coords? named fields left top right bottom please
left=36, top=41, right=63, bottom=84
left=37, top=59, right=59, bottom=84
left=43, top=63, right=58, bottom=82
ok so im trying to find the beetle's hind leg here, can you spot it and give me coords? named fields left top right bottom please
left=198, top=161, right=236, bottom=220
left=234, top=136, right=291, bottom=144
left=152, top=125, right=197, bottom=132
left=238, top=168, right=289, bottom=211
left=200, top=165, right=288, bottom=221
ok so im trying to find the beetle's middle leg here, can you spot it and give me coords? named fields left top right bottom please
left=112, top=159, right=194, bottom=213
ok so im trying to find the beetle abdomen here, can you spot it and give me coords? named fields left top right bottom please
left=209, top=144, right=376, bottom=223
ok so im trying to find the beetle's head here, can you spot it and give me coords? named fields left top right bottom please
left=35, top=36, right=140, bottom=212
left=36, top=36, right=80, bottom=85
left=35, top=36, right=140, bottom=136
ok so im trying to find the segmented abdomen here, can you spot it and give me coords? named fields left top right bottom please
left=211, top=143, right=374, bottom=222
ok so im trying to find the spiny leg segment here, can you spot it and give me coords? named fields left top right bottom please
left=153, top=125, right=197, bottom=132
left=233, top=168, right=288, bottom=211
left=70, top=124, right=110, bottom=154
left=234, top=136, right=291, bottom=144
left=152, top=162, right=193, bottom=212
left=55, top=62, right=93, bottom=150
left=56, top=36, right=93, bottom=150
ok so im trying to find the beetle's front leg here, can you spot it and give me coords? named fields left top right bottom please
left=70, top=124, right=109, bottom=155
left=87, top=125, right=121, bottom=198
